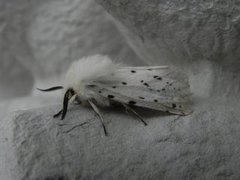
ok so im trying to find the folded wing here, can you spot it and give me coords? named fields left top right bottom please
left=86, top=66, right=192, bottom=115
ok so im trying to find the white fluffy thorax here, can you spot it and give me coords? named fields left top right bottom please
left=64, top=54, right=120, bottom=97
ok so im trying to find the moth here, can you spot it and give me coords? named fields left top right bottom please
left=38, top=54, right=192, bottom=135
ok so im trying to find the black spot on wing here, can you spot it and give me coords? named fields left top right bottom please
left=108, top=95, right=114, bottom=99
left=154, top=99, right=158, bottom=102
left=128, top=101, right=136, bottom=105
left=112, top=86, right=116, bottom=88
left=157, top=77, right=162, bottom=80
left=131, top=70, right=136, bottom=73
left=122, top=82, right=127, bottom=85
left=162, top=88, right=166, bottom=91
left=139, top=96, right=145, bottom=99
left=172, top=103, right=176, bottom=108
left=153, top=75, right=158, bottom=78
left=98, top=91, right=102, bottom=93
left=140, top=80, right=144, bottom=83
left=143, top=83, right=150, bottom=87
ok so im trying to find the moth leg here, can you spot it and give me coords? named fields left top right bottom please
left=74, top=97, right=82, bottom=105
left=53, top=109, right=63, bottom=118
left=123, top=104, right=129, bottom=114
left=88, top=100, right=108, bottom=136
left=122, top=103, right=148, bottom=126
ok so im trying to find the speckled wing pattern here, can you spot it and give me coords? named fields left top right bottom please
left=86, top=66, right=192, bottom=115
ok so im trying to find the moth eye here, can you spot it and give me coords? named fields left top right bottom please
left=172, top=104, right=177, bottom=108
left=154, top=99, right=158, bottom=102
left=108, top=95, right=114, bottom=99
left=122, top=82, right=127, bottom=85
left=131, top=70, right=136, bottom=73
left=128, top=101, right=136, bottom=105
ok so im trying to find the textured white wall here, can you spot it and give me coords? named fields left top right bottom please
left=96, top=0, right=240, bottom=98
left=0, top=0, right=140, bottom=101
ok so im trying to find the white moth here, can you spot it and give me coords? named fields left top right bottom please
left=38, top=54, right=192, bottom=135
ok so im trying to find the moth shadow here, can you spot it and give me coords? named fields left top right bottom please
left=131, top=106, right=172, bottom=119
left=100, top=105, right=172, bottom=119
left=136, top=107, right=172, bottom=118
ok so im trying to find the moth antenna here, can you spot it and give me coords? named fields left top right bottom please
left=37, top=86, right=63, bottom=92
left=122, top=103, right=148, bottom=126
left=61, top=90, right=71, bottom=120
left=88, top=100, right=108, bottom=136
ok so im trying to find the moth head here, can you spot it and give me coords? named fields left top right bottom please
left=37, top=86, right=79, bottom=120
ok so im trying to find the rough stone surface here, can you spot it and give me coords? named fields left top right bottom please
left=96, top=0, right=240, bottom=98
left=0, top=96, right=60, bottom=119
left=1, top=0, right=240, bottom=179
left=1, top=98, right=240, bottom=180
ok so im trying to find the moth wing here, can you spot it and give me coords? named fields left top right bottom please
left=86, top=66, right=192, bottom=115
left=122, top=66, right=169, bottom=70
